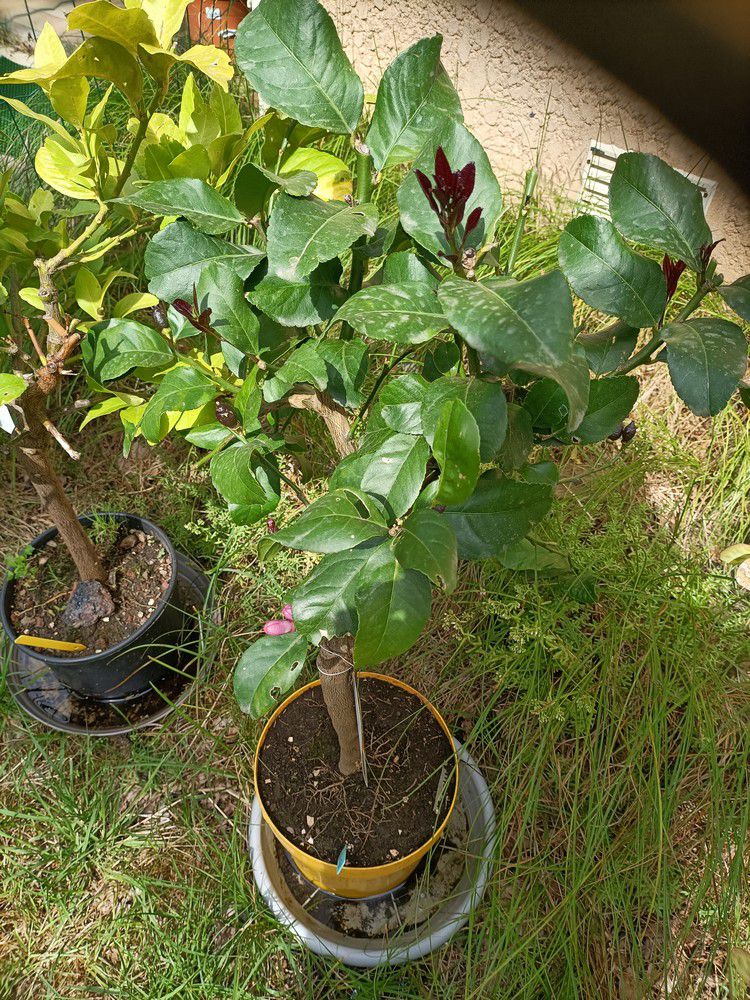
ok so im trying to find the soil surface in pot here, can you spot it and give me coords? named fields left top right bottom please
left=257, top=678, right=457, bottom=867
left=9, top=524, right=171, bottom=656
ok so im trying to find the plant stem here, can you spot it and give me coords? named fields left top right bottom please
left=616, top=279, right=719, bottom=375
left=350, top=347, right=413, bottom=436
left=340, top=141, right=373, bottom=342
left=181, top=355, right=240, bottom=394
left=505, top=166, right=538, bottom=276
left=112, top=83, right=167, bottom=200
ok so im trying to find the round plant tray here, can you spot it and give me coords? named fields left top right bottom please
left=248, top=739, right=496, bottom=967
left=4, top=554, right=212, bottom=736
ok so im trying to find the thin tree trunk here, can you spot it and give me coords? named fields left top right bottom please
left=17, top=384, right=105, bottom=583
left=316, top=636, right=361, bottom=776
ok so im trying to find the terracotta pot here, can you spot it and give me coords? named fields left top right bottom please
left=254, top=672, right=460, bottom=900
left=187, top=0, right=248, bottom=50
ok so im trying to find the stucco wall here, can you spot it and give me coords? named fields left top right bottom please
left=332, top=0, right=750, bottom=280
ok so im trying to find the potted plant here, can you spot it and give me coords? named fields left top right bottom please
left=92, top=0, right=747, bottom=952
left=0, top=2, right=237, bottom=705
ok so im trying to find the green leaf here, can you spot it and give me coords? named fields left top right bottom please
left=210, top=441, right=280, bottom=523
left=0, top=373, right=26, bottom=405
left=359, top=432, right=430, bottom=518
left=353, top=546, right=432, bottom=667
left=421, top=376, right=507, bottom=462
left=115, top=179, right=244, bottom=234
left=370, top=373, right=428, bottom=436
left=273, top=488, right=389, bottom=553
left=423, top=340, right=461, bottom=381
left=366, top=34, right=463, bottom=170
left=144, top=222, right=264, bottom=302
left=113, top=291, right=159, bottom=318
left=234, top=632, right=308, bottom=717
left=262, top=341, right=328, bottom=402
left=497, top=538, right=571, bottom=574
left=248, top=260, right=345, bottom=327
left=608, top=152, right=711, bottom=271
left=141, top=366, right=219, bottom=443
left=397, top=120, right=503, bottom=257
left=335, top=281, right=449, bottom=345
left=432, top=399, right=480, bottom=504
left=578, top=321, right=639, bottom=376
left=79, top=391, right=144, bottom=430
left=497, top=403, right=533, bottom=471
left=266, top=194, right=378, bottom=281
left=575, top=376, right=639, bottom=442
left=522, top=379, right=569, bottom=432
left=438, top=272, right=590, bottom=430
left=82, top=320, right=174, bottom=382
left=290, top=548, right=373, bottom=642
left=558, top=214, right=666, bottom=328
left=382, top=250, right=437, bottom=288
left=67, top=1, right=159, bottom=54
left=719, top=275, right=750, bottom=322
left=184, top=422, right=233, bottom=450
left=235, top=0, right=364, bottom=134
left=197, top=262, right=259, bottom=353
left=234, top=160, right=317, bottom=217
left=317, top=338, right=369, bottom=408
left=280, top=147, right=353, bottom=202
left=56, top=38, right=144, bottom=110
left=661, top=318, right=748, bottom=416
left=394, top=508, right=457, bottom=592
left=443, top=470, right=553, bottom=559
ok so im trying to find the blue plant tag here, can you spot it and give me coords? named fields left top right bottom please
left=336, top=845, right=347, bottom=875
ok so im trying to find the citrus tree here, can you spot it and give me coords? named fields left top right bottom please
left=91, top=0, right=748, bottom=770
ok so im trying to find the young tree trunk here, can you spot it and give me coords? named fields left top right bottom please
left=316, top=636, right=361, bottom=776
left=17, top=384, right=105, bottom=583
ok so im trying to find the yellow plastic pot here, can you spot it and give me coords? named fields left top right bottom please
left=254, top=672, right=459, bottom=899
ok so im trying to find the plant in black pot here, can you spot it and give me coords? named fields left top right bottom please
left=0, top=2, right=230, bottom=707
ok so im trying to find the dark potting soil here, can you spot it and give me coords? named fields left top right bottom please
left=9, top=525, right=171, bottom=656
left=257, top=678, right=457, bottom=867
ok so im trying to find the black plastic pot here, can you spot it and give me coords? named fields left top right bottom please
left=1, top=513, right=191, bottom=701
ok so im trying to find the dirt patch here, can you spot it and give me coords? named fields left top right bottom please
left=9, top=524, right=171, bottom=655
left=258, top=677, right=457, bottom=867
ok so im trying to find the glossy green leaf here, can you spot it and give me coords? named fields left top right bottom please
left=266, top=194, right=378, bottom=280
left=235, top=0, right=364, bottom=133
left=367, top=34, right=463, bottom=170
left=394, top=508, right=457, bottom=592
left=67, top=1, right=159, bottom=53
left=197, top=262, right=259, bottom=353
left=82, top=320, right=174, bottom=382
left=382, top=250, right=437, bottom=288
left=423, top=340, right=461, bottom=381
left=141, top=366, right=219, bottom=443
left=272, top=488, right=389, bottom=553
left=372, top=373, right=428, bottom=436
left=0, top=373, right=26, bottom=405
left=522, top=379, right=569, bottom=432
left=248, top=260, right=345, bottom=327
left=317, top=338, right=369, bottom=408
left=210, top=441, right=280, bottom=523
left=359, top=432, right=430, bottom=518
left=719, top=275, right=750, bottom=323
left=559, top=214, right=666, bottom=327
left=290, top=548, right=373, bottom=642
left=578, top=320, right=639, bottom=376
left=234, top=632, right=308, bottom=717
left=234, top=160, right=317, bottom=217
left=144, top=222, right=264, bottom=302
left=608, top=152, right=711, bottom=271
left=184, top=422, right=233, bottom=450
left=335, top=281, right=448, bottom=345
left=575, top=376, right=639, bottom=442
left=115, top=179, right=244, bottom=234
left=438, top=272, right=590, bottom=430
left=353, top=546, right=432, bottom=667
left=661, top=318, right=748, bottom=416
left=397, top=120, right=503, bottom=257
left=442, top=470, right=553, bottom=559
left=262, top=341, right=328, bottom=402
left=497, top=403, right=533, bottom=471
left=432, top=399, right=480, bottom=504
left=421, top=376, right=507, bottom=461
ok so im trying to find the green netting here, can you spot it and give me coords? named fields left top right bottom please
left=0, top=55, right=56, bottom=171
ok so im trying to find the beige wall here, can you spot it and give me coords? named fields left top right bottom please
left=332, top=0, right=750, bottom=280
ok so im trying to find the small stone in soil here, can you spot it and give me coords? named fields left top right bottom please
left=306, top=815, right=314, bottom=827
left=287, top=736, right=294, bottom=743
left=389, top=849, right=399, bottom=857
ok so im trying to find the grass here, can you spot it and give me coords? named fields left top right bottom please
left=0, top=387, right=748, bottom=998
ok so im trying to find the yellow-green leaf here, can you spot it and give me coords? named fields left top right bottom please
left=35, top=137, right=98, bottom=200
left=75, top=267, right=104, bottom=320
left=113, top=292, right=159, bottom=317
left=33, top=21, right=67, bottom=73
left=0, top=95, right=79, bottom=146
left=280, top=147, right=352, bottom=202
left=68, top=0, right=159, bottom=54
left=19, top=287, right=44, bottom=310
left=0, top=373, right=27, bottom=406
left=57, top=38, right=143, bottom=110
left=49, top=77, right=90, bottom=126
left=138, top=43, right=233, bottom=91
left=138, top=0, right=190, bottom=48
